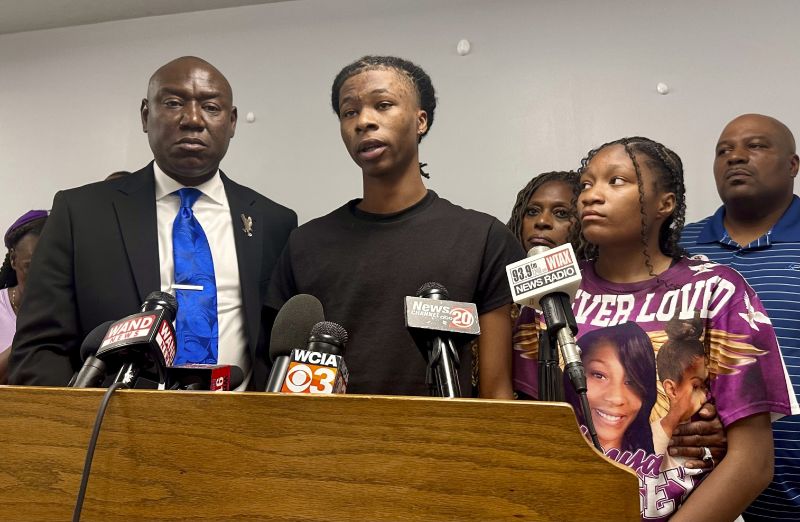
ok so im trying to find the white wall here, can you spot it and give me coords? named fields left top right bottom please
left=1, top=0, right=799, bottom=231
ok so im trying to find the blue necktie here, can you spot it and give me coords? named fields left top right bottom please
left=172, top=188, right=218, bottom=364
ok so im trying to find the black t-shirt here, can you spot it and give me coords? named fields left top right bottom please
left=266, top=190, right=525, bottom=396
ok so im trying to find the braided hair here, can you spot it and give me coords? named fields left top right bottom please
left=577, top=137, right=687, bottom=273
left=0, top=216, right=47, bottom=289
left=331, top=55, right=437, bottom=178
left=507, top=171, right=581, bottom=251
left=657, top=311, right=706, bottom=383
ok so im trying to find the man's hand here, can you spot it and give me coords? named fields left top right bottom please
left=667, top=402, right=727, bottom=469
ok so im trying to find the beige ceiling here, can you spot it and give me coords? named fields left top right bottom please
left=0, top=0, right=290, bottom=35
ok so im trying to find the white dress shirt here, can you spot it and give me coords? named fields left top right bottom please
left=153, top=163, right=250, bottom=390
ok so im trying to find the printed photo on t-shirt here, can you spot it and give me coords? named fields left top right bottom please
left=511, top=258, right=793, bottom=521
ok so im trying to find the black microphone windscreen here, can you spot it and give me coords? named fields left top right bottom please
left=230, top=366, right=245, bottom=389
left=416, top=281, right=449, bottom=299
left=310, top=321, right=349, bottom=345
left=79, top=320, right=115, bottom=361
left=142, top=291, right=178, bottom=320
left=269, top=294, right=325, bottom=361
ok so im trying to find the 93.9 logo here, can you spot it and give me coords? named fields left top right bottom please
left=282, top=362, right=336, bottom=394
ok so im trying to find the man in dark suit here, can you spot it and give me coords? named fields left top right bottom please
left=9, top=56, right=296, bottom=390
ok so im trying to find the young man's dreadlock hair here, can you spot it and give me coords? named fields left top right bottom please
left=577, top=137, right=687, bottom=274
left=506, top=171, right=581, bottom=251
left=0, top=217, right=48, bottom=289
left=330, top=55, right=437, bottom=178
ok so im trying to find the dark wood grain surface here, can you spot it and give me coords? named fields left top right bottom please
left=0, top=386, right=639, bottom=521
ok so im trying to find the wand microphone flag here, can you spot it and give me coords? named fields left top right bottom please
left=93, top=291, right=178, bottom=387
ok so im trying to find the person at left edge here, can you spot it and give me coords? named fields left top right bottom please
left=0, top=210, right=48, bottom=384
left=8, top=56, right=297, bottom=390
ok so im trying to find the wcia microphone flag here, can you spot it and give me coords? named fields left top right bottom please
left=281, top=349, right=348, bottom=394
left=281, top=321, right=349, bottom=394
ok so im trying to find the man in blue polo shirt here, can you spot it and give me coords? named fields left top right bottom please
left=681, top=113, right=800, bottom=521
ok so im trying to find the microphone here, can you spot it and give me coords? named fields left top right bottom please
left=405, top=282, right=480, bottom=398
left=93, top=291, right=178, bottom=388
left=505, top=244, right=584, bottom=391
left=505, top=244, right=600, bottom=450
left=70, top=321, right=115, bottom=388
left=281, top=321, right=349, bottom=394
left=265, top=294, right=325, bottom=392
left=168, top=364, right=244, bottom=391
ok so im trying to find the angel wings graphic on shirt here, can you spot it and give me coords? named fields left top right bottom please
left=647, top=325, right=768, bottom=422
left=512, top=317, right=540, bottom=360
left=512, top=304, right=770, bottom=424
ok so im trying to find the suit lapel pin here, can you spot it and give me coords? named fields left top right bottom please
left=240, top=213, right=253, bottom=237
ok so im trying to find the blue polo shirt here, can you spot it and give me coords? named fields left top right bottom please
left=681, top=195, right=800, bottom=522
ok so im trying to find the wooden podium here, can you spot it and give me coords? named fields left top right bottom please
left=0, top=386, right=639, bottom=521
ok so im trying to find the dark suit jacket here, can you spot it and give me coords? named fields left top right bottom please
left=9, top=163, right=297, bottom=389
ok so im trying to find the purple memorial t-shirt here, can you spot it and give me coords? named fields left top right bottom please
left=513, top=257, right=794, bottom=521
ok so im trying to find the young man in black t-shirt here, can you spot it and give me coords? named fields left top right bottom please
left=267, top=56, right=524, bottom=397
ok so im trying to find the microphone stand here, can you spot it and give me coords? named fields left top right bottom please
left=428, top=337, right=461, bottom=398
left=540, top=292, right=601, bottom=451
left=416, top=284, right=462, bottom=399
left=538, top=329, right=564, bottom=402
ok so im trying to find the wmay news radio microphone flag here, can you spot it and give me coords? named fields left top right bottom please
left=505, top=243, right=593, bottom=437
left=505, top=243, right=581, bottom=308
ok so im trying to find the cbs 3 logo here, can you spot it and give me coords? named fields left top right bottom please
left=284, top=363, right=337, bottom=393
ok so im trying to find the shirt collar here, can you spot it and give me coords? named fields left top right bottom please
left=697, top=205, right=728, bottom=244
left=770, top=194, right=800, bottom=241
left=153, top=161, right=226, bottom=207
left=698, top=195, right=800, bottom=245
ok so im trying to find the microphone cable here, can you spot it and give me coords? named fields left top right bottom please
left=72, top=381, right=128, bottom=522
